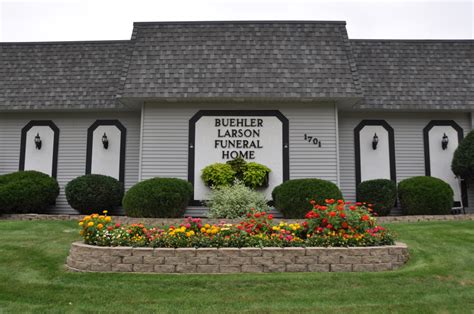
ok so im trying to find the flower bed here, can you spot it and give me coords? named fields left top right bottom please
left=78, top=200, right=395, bottom=248
left=67, top=200, right=409, bottom=273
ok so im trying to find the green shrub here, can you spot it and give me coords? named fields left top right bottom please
left=398, top=176, right=453, bottom=215
left=205, top=180, right=270, bottom=218
left=357, top=179, right=397, bottom=216
left=0, top=170, right=59, bottom=214
left=242, top=162, right=271, bottom=189
left=65, top=174, right=124, bottom=215
left=201, top=163, right=236, bottom=187
left=202, top=158, right=272, bottom=189
left=123, top=177, right=193, bottom=218
left=452, top=130, right=474, bottom=181
left=272, top=178, right=343, bottom=218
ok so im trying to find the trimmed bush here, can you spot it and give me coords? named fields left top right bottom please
left=0, top=170, right=59, bottom=214
left=206, top=180, right=270, bottom=219
left=123, top=177, right=193, bottom=218
left=398, top=176, right=453, bottom=215
left=272, top=178, right=343, bottom=218
left=452, top=130, right=474, bottom=181
left=65, top=174, right=124, bottom=215
left=357, top=179, right=397, bottom=216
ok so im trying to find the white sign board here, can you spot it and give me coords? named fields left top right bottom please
left=193, top=115, right=284, bottom=200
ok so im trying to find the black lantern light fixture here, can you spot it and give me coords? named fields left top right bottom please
left=102, top=133, right=109, bottom=149
left=441, top=133, right=449, bottom=150
left=372, top=133, right=379, bottom=150
left=34, top=133, right=42, bottom=150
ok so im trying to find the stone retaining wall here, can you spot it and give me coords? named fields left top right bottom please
left=66, top=241, right=409, bottom=273
left=3, top=213, right=474, bottom=225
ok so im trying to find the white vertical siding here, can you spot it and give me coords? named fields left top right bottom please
left=140, top=102, right=338, bottom=184
left=0, top=111, right=141, bottom=214
left=338, top=112, right=472, bottom=207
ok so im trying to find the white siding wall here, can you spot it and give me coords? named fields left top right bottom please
left=0, top=111, right=141, bottom=214
left=140, top=102, right=338, bottom=184
left=338, top=112, right=472, bottom=207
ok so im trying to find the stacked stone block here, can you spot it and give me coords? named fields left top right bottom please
left=66, top=242, right=409, bottom=273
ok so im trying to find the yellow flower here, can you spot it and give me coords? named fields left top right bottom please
left=204, top=224, right=210, bottom=229
left=97, top=223, right=104, bottom=230
left=92, top=214, right=99, bottom=218
left=79, top=221, right=84, bottom=226
left=103, top=210, right=108, bottom=214
left=87, top=221, right=94, bottom=227
left=105, top=216, right=112, bottom=222
left=99, top=215, right=105, bottom=220
left=200, top=227, right=206, bottom=233
left=84, top=216, right=91, bottom=221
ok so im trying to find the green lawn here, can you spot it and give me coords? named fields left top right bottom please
left=0, top=220, right=473, bottom=313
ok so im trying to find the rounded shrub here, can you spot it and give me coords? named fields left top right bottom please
left=205, top=180, right=270, bottom=219
left=123, top=177, right=193, bottom=218
left=0, top=170, right=59, bottom=214
left=357, top=179, right=397, bottom=216
left=65, top=174, right=124, bottom=215
left=272, top=178, right=343, bottom=218
left=452, top=129, right=474, bottom=181
left=398, top=176, right=453, bottom=215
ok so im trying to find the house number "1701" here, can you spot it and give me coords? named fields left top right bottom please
left=304, top=134, right=322, bottom=147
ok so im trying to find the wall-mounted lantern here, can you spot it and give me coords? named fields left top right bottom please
left=34, top=133, right=42, bottom=150
left=372, top=133, right=379, bottom=150
left=441, top=133, right=449, bottom=150
left=102, top=133, right=109, bottom=149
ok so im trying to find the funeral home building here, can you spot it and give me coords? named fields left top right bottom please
left=0, top=21, right=472, bottom=215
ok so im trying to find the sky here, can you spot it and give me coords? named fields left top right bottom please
left=0, top=0, right=472, bottom=42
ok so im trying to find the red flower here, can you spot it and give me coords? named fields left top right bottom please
left=115, top=223, right=121, bottom=228
left=310, top=200, right=316, bottom=205
left=361, top=215, right=369, bottom=221
left=254, top=213, right=261, bottom=218
left=268, top=214, right=273, bottom=220
left=349, top=206, right=356, bottom=211
left=326, top=224, right=333, bottom=229
left=325, top=199, right=335, bottom=204
left=329, top=211, right=336, bottom=217
left=355, top=202, right=362, bottom=206
left=337, top=199, right=344, bottom=204
left=340, top=212, right=346, bottom=218
left=341, top=222, right=348, bottom=229
left=319, top=206, right=327, bottom=211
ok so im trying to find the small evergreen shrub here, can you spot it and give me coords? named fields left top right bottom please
left=452, top=130, right=474, bottom=181
left=398, top=176, right=453, bottom=215
left=0, top=170, right=59, bottom=214
left=205, top=180, right=270, bottom=219
left=201, top=163, right=236, bottom=187
left=272, top=178, right=343, bottom=218
left=357, top=179, right=397, bottom=216
left=123, top=177, right=193, bottom=218
left=65, top=174, right=124, bottom=215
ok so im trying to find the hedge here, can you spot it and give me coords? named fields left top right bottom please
left=0, top=171, right=59, bottom=214
left=65, top=174, right=124, bottom=215
left=272, top=178, right=343, bottom=218
left=357, top=179, right=397, bottom=216
left=398, top=176, right=453, bottom=215
left=123, top=177, right=193, bottom=218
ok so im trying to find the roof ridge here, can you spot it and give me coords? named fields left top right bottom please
left=133, top=20, right=346, bottom=26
